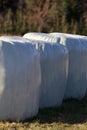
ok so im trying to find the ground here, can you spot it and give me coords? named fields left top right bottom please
left=0, top=95, right=87, bottom=130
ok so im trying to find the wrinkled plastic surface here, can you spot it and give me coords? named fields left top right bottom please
left=23, top=32, right=59, bottom=43
left=50, top=33, right=87, bottom=99
left=0, top=36, right=41, bottom=121
left=0, top=36, right=33, bottom=43
left=23, top=35, right=68, bottom=108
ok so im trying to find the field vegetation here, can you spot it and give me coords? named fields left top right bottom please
left=0, top=0, right=87, bottom=35
left=0, top=95, right=87, bottom=130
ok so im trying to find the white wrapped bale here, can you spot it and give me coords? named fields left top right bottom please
left=50, top=33, right=87, bottom=99
left=0, top=36, right=32, bottom=43
left=77, top=36, right=87, bottom=94
left=0, top=36, right=41, bottom=121
left=50, top=32, right=87, bottom=38
left=23, top=32, right=59, bottom=43
left=23, top=36, right=68, bottom=108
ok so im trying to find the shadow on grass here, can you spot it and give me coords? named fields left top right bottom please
left=24, top=95, right=87, bottom=125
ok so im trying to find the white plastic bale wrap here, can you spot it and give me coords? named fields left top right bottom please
left=50, top=32, right=87, bottom=38
left=77, top=36, right=87, bottom=94
left=50, top=33, right=87, bottom=99
left=0, top=36, right=41, bottom=121
left=23, top=32, right=59, bottom=43
left=23, top=36, right=68, bottom=108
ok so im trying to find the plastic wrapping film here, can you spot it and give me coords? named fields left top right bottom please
left=23, top=32, right=59, bottom=43
left=0, top=36, right=41, bottom=121
left=23, top=34, right=68, bottom=108
left=50, top=33, right=87, bottom=99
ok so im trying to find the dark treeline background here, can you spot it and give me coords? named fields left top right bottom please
left=0, top=0, right=87, bottom=35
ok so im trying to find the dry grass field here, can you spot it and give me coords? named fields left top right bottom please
left=0, top=95, right=87, bottom=130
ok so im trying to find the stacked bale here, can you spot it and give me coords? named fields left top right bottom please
left=0, top=36, right=41, bottom=121
left=23, top=34, right=68, bottom=108
left=50, top=33, right=87, bottom=99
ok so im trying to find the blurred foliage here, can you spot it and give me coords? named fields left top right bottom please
left=0, top=0, right=87, bottom=35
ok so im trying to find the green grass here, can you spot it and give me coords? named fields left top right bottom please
left=0, top=95, right=87, bottom=130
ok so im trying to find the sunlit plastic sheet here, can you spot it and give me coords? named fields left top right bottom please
left=0, top=36, right=41, bottom=121
left=50, top=33, right=87, bottom=100
left=23, top=32, right=59, bottom=43
left=23, top=35, right=68, bottom=108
